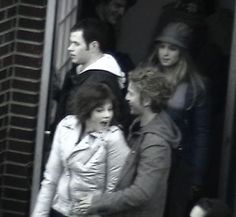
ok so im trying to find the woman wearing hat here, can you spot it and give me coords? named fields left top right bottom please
left=145, top=22, right=210, bottom=217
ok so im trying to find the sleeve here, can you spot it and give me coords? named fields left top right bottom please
left=31, top=121, right=64, bottom=217
left=191, top=87, right=211, bottom=185
left=105, top=129, right=130, bottom=192
left=87, top=134, right=171, bottom=215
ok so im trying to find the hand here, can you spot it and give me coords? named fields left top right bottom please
left=71, top=194, right=93, bottom=215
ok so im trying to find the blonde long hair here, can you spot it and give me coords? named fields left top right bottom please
left=143, top=44, right=206, bottom=108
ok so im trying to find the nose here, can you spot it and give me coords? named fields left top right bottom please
left=68, top=44, right=73, bottom=51
left=125, top=94, right=129, bottom=102
left=103, top=109, right=112, bottom=118
left=162, top=47, right=169, bottom=55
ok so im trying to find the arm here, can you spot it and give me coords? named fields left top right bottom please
left=31, top=122, right=64, bottom=217
left=105, top=128, right=130, bottom=192
left=87, top=135, right=171, bottom=215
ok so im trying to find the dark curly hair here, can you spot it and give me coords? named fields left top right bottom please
left=72, top=83, right=119, bottom=125
left=128, top=66, right=174, bottom=113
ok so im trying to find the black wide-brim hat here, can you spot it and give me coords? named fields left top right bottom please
left=155, top=22, right=193, bottom=49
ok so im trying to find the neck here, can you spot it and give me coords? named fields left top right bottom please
left=81, top=53, right=104, bottom=71
left=140, top=109, right=157, bottom=127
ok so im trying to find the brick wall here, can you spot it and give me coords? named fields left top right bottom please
left=0, top=0, right=47, bottom=216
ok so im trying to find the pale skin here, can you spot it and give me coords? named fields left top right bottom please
left=68, top=30, right=103, bottom=70
left=158, top=42, right=181, bottom=67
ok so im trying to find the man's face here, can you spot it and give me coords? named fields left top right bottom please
left=104, top=0, right=127, bottom=25
left=68, top=30, right=90, bottom=65
left=125, top=82, right=144, bottom=116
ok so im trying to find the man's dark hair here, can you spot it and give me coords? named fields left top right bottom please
left=71, top=18, right=110, bottom=52
left=72, top=83, right=119, bottom=125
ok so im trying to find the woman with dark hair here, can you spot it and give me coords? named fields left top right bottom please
left=32, top=83, right=130, bottom=217
left=144, top=22, right=210, bottom=217
left=190, top=198, right=232, bottom=217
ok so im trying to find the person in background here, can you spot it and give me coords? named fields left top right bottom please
left=77, top=66, right=181, bottom=217
left=190, top=198, right=232, bottom=217
left=79, top=0, right=137, bottom=86
left=53, top=18, right=130, bottom=133
left=32, top=83, right=130, bottom=217
left=144, top=22, right=210, bottom=217
left=80, top=0, right=137, bottom=41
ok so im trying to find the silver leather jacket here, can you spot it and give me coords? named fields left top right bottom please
left=32, top=116, right=130, bottom=217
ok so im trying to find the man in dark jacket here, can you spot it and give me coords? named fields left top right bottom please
left=53, top=18, right=129, bottom=132
left=78, top=66, right=181, bottom=217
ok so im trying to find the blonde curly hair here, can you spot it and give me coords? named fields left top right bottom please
left=129, top=66, right=174, bottom=113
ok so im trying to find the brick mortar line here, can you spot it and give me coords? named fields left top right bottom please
left=16, top=39, right=44, bottom=46
left=2, top=160, right=33, bottom=167
left=16, top=26, right=45, bottom=33
left=18, top=14, right=46, bottom=21
left=1, top=196, right=29, bottom=203
left=7, top=125, right=36, bottom=132
left=9, top=101, right=39, bottom=107
left=0, top=4, right=18, bottom=13
left=19, top=2, right=47, bottom=9
left=14, top=63, right=42, bottom=70
left=8, top=138, right=35, bottom=144
left=2, top=185, right=31, bottom=191
left=0, top=16, right=16, bottom=24
left=9, top=88, right=40, bottom=95
left=2, top=149, right=33, bottom=156
left=9, top=114, right=37, bottom=119
left=14, top=51, right=43, bottom=59
left=8, top=77, right=41, bottom=83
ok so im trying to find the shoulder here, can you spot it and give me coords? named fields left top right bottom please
left=57, top=115, right=79, bottom=129
left=104, top=125, right=126, bottom=142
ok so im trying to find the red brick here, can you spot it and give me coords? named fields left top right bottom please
left=18, top=18, right=45, bottom=30
left=9, top=128, right=36, bottom=141
left=14, top=54, right=43, bottom=68
left=10, top=104, right=38, bottom=116
left=14, top=66, right=41, bottom=80
left=0, top=0, right=16, bottom=8
left=16, top=42, right=43, bottom=55
left=3, top=188, right=31, bottom=201
left=3, top=55, right=13, bottom=67
left=2, top=198, right=29, bottom=213
left=17, top=29, right=44, bottom=43
left=5, top=163, right=29, bottom=177
left=0, top=80, right=10, bottom=92
left=4, top=175, right=31, bottom=189
left=12, top=91, right=39, bottom=104
left=10, top=116, right=37, bottom=129
left=0, top=19, right=16, bottom=32
left=6, top=152, right=33, bottom=165
left=0, top=129, right=7, bottom=140
left=12, top=79, right=40, bottom=92
left=7, top=6, right=17, bottom=18
left=0, top=105, right=8, bottom=117
left=8, top=140, right=34, bottom=153
left=18, top=5, right=46, bottom=18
